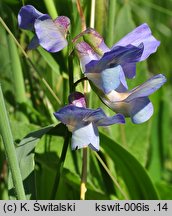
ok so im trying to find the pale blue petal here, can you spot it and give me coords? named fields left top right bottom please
left=86, top=65, right=122, bottom=94
left=72, top=123, right=99, bottom=151
left=129, top=97, right=153, bottom=124
left=34, top=16, right=67, bottom=52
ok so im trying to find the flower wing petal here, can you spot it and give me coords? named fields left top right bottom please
left=126, top=74, right=166, bottom=102
left=34, top=16, right=68, bottom=52
left=95, top=113, right=125, bottom=126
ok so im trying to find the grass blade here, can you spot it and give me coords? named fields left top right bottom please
left=0, top=85, right=26, bottom=200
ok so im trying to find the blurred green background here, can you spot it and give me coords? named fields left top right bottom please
left=0, top=0, right=172, bottom=200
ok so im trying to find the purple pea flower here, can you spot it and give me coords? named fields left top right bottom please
left=18, top=5, right=70, bottom=52
left=74, top=26, right=166, bottom=124
left=75, top=24, right=160, bottom=79
left=54, top=92, right=125, bottom=151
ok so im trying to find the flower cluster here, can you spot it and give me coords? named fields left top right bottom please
left=18, top=5, right=166, bottom=151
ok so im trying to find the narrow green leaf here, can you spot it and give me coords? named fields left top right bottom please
left=106, top=0, right=116, bottom=47
left=43, top=0, right=58, bottom=19
left=8, top=35, right=26, bottom=104
left=0, top=85, right=26, bottom=200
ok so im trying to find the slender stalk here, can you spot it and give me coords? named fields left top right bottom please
left=51, top=129, right=71, bottom=199
left=74, top=77, right=88, bottom=88
left=43, top=0, right=58, bottom=19
left=68, top=51, right=74, bottom=93
left=76, top=0, right=89, bottom=200
left=106, top=0, right=116, bottom=47
left=0, top=85, right=26, bottom=200
left=0, top=17, right=61, bottom=105
left=80, top=147, right=88, bottom=200
left=94, top=151, right=129, bottom=200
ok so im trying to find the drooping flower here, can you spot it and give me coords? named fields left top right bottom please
left=74, top=24, right=160, bottom=79
left=18, top=5, right=70, bottom=52
left=54, top=92, right=125, bottom=151
left=101, top=74, right=166, bottom=124
left=74, top=26, right=166, bottom=124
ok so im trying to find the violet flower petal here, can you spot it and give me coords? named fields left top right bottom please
left=129, top=97, right=153, bottom=124
left=85, top=43, right=144, bottom=74
left=18, top=5, right=47, bottom=30
left=95, top=113, right=125, bottom=126
left=113, top=23, right=160, bottom=61
left=75, top=42, right=100, bottom=72
left=34, top=16, right=68, bottom=52
left=126, top=74, right=166, bottom=102
left=121, top=63, right=136, bottom=79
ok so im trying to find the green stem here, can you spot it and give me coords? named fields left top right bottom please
left=43, top=0, right=58, bottom=19
left=51, top=129, right=71, bottom=199
left=106, top=0, right=116, bottom=47
left=68, top=54, right=74, bottom=93
left=0, top=85, right=26, bottom=200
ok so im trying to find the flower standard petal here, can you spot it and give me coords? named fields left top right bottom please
left=113, top=23, right=160, bottom=61
left=75, top=42, right=100, bottom=72
left=34, top=15, right=69, bottom=52
left=18, top=5, right=48, bottom=30
left=85, top=44, right=144, bottom=74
